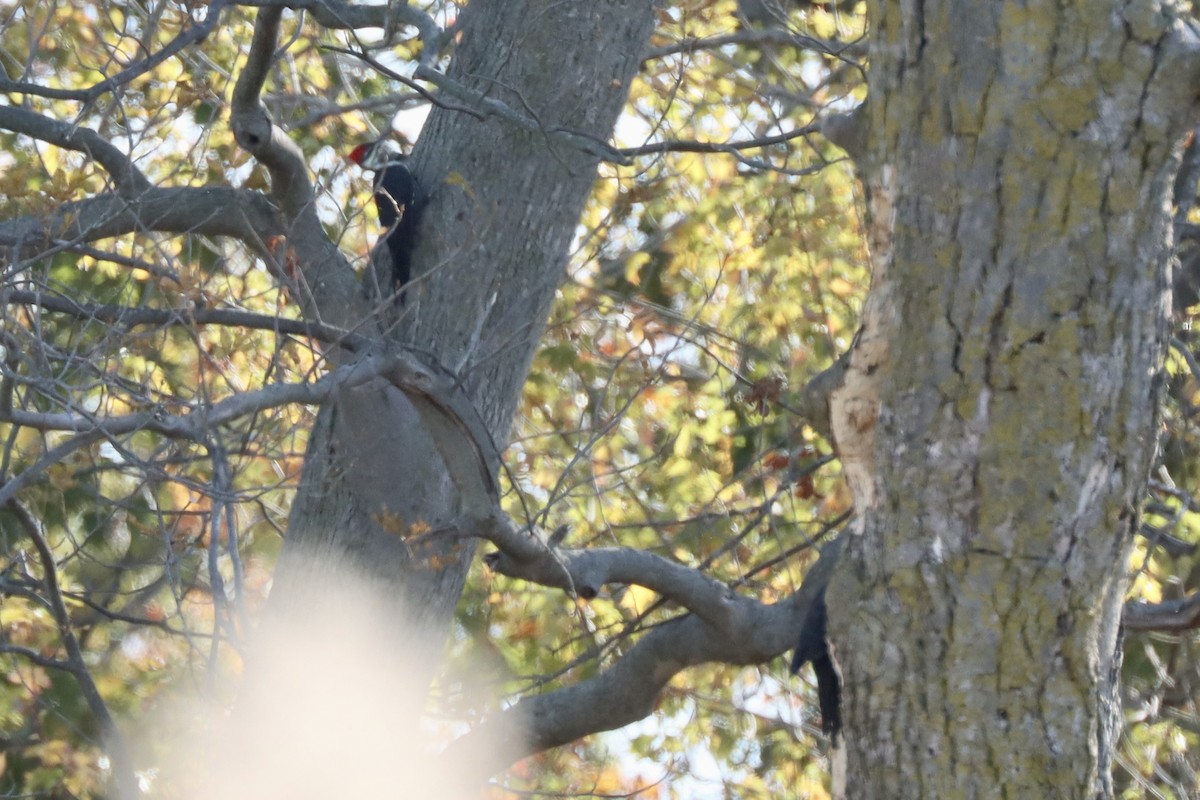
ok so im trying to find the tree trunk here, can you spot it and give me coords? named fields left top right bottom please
left=826, top=2, right=1199, bottom=797
left=274, top=0, right=656, bottom=641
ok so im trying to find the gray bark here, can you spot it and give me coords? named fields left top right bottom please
left=826, top=2, right=1200, bottom=797
left=276, top=0, right=657, bottom=640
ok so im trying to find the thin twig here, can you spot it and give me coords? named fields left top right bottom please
left=6, top=500, right=139, bottom=799
left=5, top=288, right=369, bottom=351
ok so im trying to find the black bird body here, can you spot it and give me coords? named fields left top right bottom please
left=348, top=140, right=423, bottom=299
left=786, top=534, right=845, bottom=739
left=791, top=589, right=842, bottom=738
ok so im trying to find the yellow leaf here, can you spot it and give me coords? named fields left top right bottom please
left=829, top=276, right=856, bottom=298
left=619, top=584, right=657, bottom=613
left=624, top=251, right=651, bottom=286
left=672, top=426, right=692, bottom=458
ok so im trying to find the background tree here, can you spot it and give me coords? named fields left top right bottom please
left=3, top=1, right=1200, bottom=799
left=826, top=4, right=1200, bottom=798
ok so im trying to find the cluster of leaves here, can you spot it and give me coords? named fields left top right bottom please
left=453, top=2, right=871, bottom=796
left=1120, top=314, right=1200, bottom=798
left=0, top=0, right=399, bottom=794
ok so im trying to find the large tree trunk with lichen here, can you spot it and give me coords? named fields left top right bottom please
left=272, top=0, right=655, bottom=638
left=825, top=2, right=1198, bottom=797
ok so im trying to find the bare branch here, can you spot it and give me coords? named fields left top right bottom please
left=0, top=349, right=500, bottom=516
left=1172, top=337, right=1200, bottom=381
left=0, top=0, right=443, bottom=105
left=232, top=8, right=315, bottom=215
left=205, top=440, right=244, bottom=660
left=615, top=122, right=844, bottom=174
left=62, top=243, right=182, bottom=283
left=392, top=64, right=835, bottom=173
left=6, top=289, right=370, bottom=351
left=4, top=386, right=295, bottom=438
left=5, top=500, right=139, bottom=800
left=0, top=187, right=283, bottom=263
left=0, top=431, right=105, bottom=510
left=616, top=122, right=821, bottom=159
left=231, top=8, right=374, bottom=336
left=0, top=643, right=73, bottom=672
left=325, top=46, right=485, bottom=121
left=0, top=0, right=231, bottom=104
left=234, top=0, right=442, bottom=49
left=479, top=517, right=741, bottom=629
left=643, top=28, right=865, bottom=62
left=412, top=64, right=627, bottom=163
left=1124, top=595, right=1200, bottom=632
left=439, top=535, right=845, bottom=777
left=1, top=369, right=335, bottom=440
left=264, top=90, right=422, bottom=129
left=0, top=107, right=150, bottom=195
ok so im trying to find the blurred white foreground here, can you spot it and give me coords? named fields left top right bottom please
left=136, top=553, right=516, bottom=799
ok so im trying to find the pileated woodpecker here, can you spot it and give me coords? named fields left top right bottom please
left=791, top=589, right=842, bottom=739
left=347, top=139, right=422, bottom=300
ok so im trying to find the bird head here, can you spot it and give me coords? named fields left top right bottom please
left=347, top=140, right=404, bottom=171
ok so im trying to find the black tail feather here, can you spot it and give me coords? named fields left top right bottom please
left=790, top=591, right=842, bottom=738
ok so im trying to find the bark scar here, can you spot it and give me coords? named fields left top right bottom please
left=831, top=165, right=899, bottom=513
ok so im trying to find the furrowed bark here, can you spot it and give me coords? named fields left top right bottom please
left=276, top=0, right=658, bottom=644
left=827, top=3, right=1200, bottom=797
